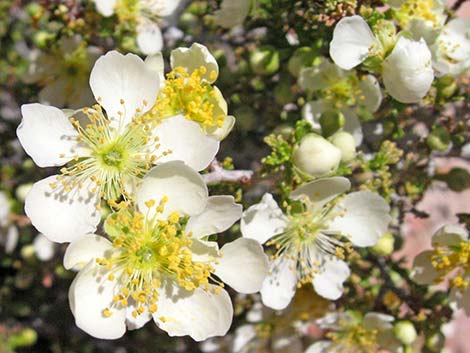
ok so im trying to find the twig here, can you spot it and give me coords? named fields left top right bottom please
left=452, top=0, right=468, bottom=11
left=203, top=159, right=254, bottom=184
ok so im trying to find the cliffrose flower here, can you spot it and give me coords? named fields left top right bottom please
left=241, top=177, right=391, bottom=309
left=92, top=0, right=182, bottom=55
left=432, top=19, right=470, bottom=77
left=147, top=43, right=235, bottom=140
left=64, top=161, right=269, bottom=340
left=17, top=51, right=220, bottom=243
left=413, top=225, right=470, bottom=314
left=305, top=311, right=402, bottom=353
left=329, top=16, right=434, bottom=103
left=24, top=36, right=101, bottom=109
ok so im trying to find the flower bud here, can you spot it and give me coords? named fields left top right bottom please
left=382, top=37, right=434, bottom=103
left=329, top=131, right=356, bottom=163
left=15, top=183, right=33, bottom=203
left=250, top=45, right=280, bottom=76
left=293, top=134, right=342, bottom=177
left=436, top=168, right=470, bottom=192
left=426, top=126, right=450, bottom=151
left=425, top=332, right=445, bottom=352
left=394, top=320, right=418, bottom=345
left=288, top=47, right=317, bottom=77
left=8, top=328, right=37, bottom=348
left=319, top=109, right=345, bottom=137
left=371, top=233, right=395, bottom=256
left=373, top=19, right=397, bottom=54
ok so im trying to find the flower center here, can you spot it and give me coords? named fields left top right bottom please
left=327, top=320, right=379, bottom=353
left=395, top=0, right=441, bottom=28
left=430, top=241, right=470, bottom=290
left=98, top=199, right=220, bottom=319
left=51, top=105, right=162, bottom=202
left=147, top=66, right=226, bottom=130
left=266, top=201, right=352, bottom=286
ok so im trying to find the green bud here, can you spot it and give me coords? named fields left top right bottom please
left=371, top=233, right=395, bottom=256
left=20, top=245, right=35, bottom=260
left=436, top=167, right=470, bottom=192
left=250, top=45, right=280, bottom=76
left=179, top=13, right=198, bottom=32
left=436, top=75, right=457, bottom=99
left=425, top=332, right=445, bottom=352
left=394, top=321, right=417, bottom=345
left=319, top=109, right=345, bottom=138
left=427, top=126, right=450, bottom=151
left=8, top=328, right=37, bottom=348
left=329, top=131, right=356, bottom=163
left=25, top=2, right=43, bottom=17
left=32, top=31, right=54, bottom=48
left=287, top=47, right=317, bottom=77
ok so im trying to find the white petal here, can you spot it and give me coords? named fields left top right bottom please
left=382, top=37, right=434, bottom=103
left=25, top=176, right=101, bottom=243
left=5, top=226, right=19, bottom=254
left=241, top=193, right=288, bottom=244
left=305, top=341, right=333, bottom=353
left=0, top=192, right=10, bottom=227
left=153, top=115, right=220, bottom=171
left=342, top=108, right=363, bottom=146
left=64, top=234, right=113, bottom=271
left=260, top=257, right=297, bottom=310
left=232, top=325, right=258, bottom=353
left=186, top=195, right=241, bottom=238
left=312, top=258, right=350, bottom=300
left=209, top=115, right=235, bottom=141
left=145, top=52, right=165, bottom=84
left=154, top=284, right=233, bottom=341
left=363, top=312, right=394, bottom=330
left=125, top=302, right=152, bottom=330
left=214, top=0, right=251, bottom=28
left=412, top=250, right=440, bottom=285
left=357, top=74, right=382, bottom=113
left=290, top=177, right=351, bottom=209
left=301, top=100, right=328, bottom=132
left=33, top=233, right=56, bottom=261
left=170, top=43, right=219, bottom=83
left=431, top=224, right=468, bottom=247
left=148, top=0, right=182, bottom=17
left=93, top=0, right=117, bottom=16
left=89, top=51, right=160, bottom=125
left=17, top=104, right=83, bottom=168
left=329, top=190, right=391, bottom=247
left=298, top=61, right=345, bottom=92
left=215, top=238, right=269, bottom=294
left=329, top=15, right=377, bottom=70
left=137, top=21, right=164, bottom=56
left=136, top=161, right=208, bottom=219
left=69, top=262, right=126, bottom=339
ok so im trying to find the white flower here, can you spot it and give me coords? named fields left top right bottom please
left=93, top=0, right=182, bottom=55
left=147, top=43, right=235, bottom=141
left=329, top=131, right=356, bottom=163
left=292, top=134, right=342, bottom=178
left=18, top=51, right=220, bottom=243
left=0, top=191, right=9, bottom=228
left=306, top=311, right=402, bottom=353
left=299, top=60, right=382, bottom=145
left=24, top=36, right=101, bottom=109
left=329, top=16, right=380, bottom=70
left=412, top=224, right=470, bottom=314
left=392, top=0, right=446, bottom=43
left=64, top=161, right=269, bottom=340
left=241, top=177, right=391, bottom=309
left=382, top=36, right=434, bottom=103
left=33, top=233, right=56, bottom=261
left=214, top=0, right=252, bottom=28
left=0, top=191, right=18, bottom=254
left=432, top=19, right=470, bottom=76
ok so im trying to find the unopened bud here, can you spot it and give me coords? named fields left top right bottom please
left=329, top=131, right=356, bottom=163
left=394, top=320, right=418, bottom=345
left=427, top=126, right=450, bottom=152
left=293, top=134, right=341, bottom=178
left=250, top=45, right=280, bottom=76
left=371, top=233, right=395, bottom=256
